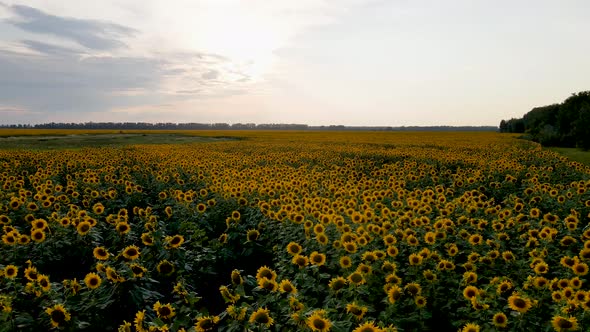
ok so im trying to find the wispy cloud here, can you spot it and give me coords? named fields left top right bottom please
left=0, top=105, right=30, bottom=113
left=5, top=4, right=136, bottom=50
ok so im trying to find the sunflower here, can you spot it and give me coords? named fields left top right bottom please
left=279, top=279, right=297, bottom=294
left=164, top=235, right=185, bottom=249
left=572, top=262, right=589, bottom=276
left=387, top=285, right=403, bottom=304
left=423, top=270, right=437, bottom=283
left=286, top=242, right=303, bottom=255
left=31, top=218, right=48, bottom=230
left=329, top=276, right=348, bottom=292
left=26, top=202, right=38, bottom=211
left=562, top=287, right=574, bottom=299
left=344, top=241, right=358, bottom=253
left=218, top=233, right=228, bottom=244
left=316, top=233, right=329, bottom=245
left=408, top=253, right=423, bottom=266
left=37, top=274, right=51, bottom=292
left=463, top=286, right=479, bottom=300
left=196, top=203, right=207, bottom=213
left=118, top=321, right=131, bottom=332
left=4, top=265, right=18, bottom=278
left=463, top=271, right=477, bottom=284
left=231, top=269, right=243, bottom=285
left=340, top=256, right=353, bottom=268
left=247, top=229, right=260, bottom=241
left=93, top=247, right=110, bottom=260
left=346, top=302, right=368, bottom=320
left=220, top=285, right=240, bottom=303
left=84, top=272, right=102, bottom=289
left=24, top=266, right=38, bottom=281
left=30, top=229, right=46, bottom=243
left=569, top=277, right=582, bottom=289
left=157, top=260, right=175, bottom=276
left=357, top=263, right=372, bottom=275
left=310, top=251, right=327, bottom=266
left=195, top=315, right=220, bottom=332
left=382, top=261, right=396, bottom=273
left=292, top=254, right=309, bottom=268
left=92, top=203, right=104, bottom=214
left=534, top=262, right=549, bottom=274
left=18, top=235, right=30, bottom=245
left=226, top=304, right=247, bottom=320
left=507, top=293, right=532, bottom=313
left=136, top=233, right=152, bottom=246
left=468, top=234, right=483, bottom=246
left=383, top=234, right=396, bottom=246
left=289, top=296, right=305, bottom=311
left=348, top=272, right=366, bottom=286
left=46, top=304, right=71, bottom=328
left=130, top=264, right=147, bottom=278
left=405, top=283, right=421, bottom=297
left=106, top=267, right=125, bottom=283
left=122, top=245, right=141, bottom=261
left=492, top=312, right=508, bottom=328
left=306, top=311, right=332, bottom=332
left=134, top=310, right=146, bottom=332
left=115, top=222, right=131, bottom=235
left=552, top=291, right=564, bottom=302
left=415, top=295, right=427, bottom=308
left=258, top=277, right=278, bottom=291
left=249, top=307, right=274, bottom=328
left=447, top=244, right=459, bottom=256
left=551, top=315, right=578, bottom=332
left=496, top=280, right=513, bottom=294
left=533, top=277, right=549, bottom=289
left=76, top=220, right=92, bottom=236
left=2, top=232, right=17, bottom=245
left=502, top=251, right=515, bottom=261
left=153, top=301, right=175, bottom=319
left=352, top=321, right=383, bottom=332
left=461, top=323, right=480, bottom=332
left=256, top=266, right=277, bottom=281
left=386, top=246, right=399, bottom=257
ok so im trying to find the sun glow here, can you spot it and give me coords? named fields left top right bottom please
left=178, top=3, right=282, bottom=80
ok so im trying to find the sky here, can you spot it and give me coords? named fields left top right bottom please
left=0, top=0, right=589, bottom=126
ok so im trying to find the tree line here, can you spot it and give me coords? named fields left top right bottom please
left=0, top=122, right=498, bottom=132
left=500, top=91, right=590, bottom=150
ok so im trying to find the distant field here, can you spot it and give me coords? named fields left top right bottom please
left=0, top=132, right=236, bottom=150
left=548, top=146, right=590, bottom=165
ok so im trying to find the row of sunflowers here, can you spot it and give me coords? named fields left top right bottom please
left=1, top=131, right=589, bottom=331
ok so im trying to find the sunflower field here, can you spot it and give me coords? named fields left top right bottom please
left=1, top=131, right=589, bottom=332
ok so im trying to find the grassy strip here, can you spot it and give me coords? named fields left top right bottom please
left=548, top=146, right=590, bottom=165
left=0, top=133, right=234, bottom=150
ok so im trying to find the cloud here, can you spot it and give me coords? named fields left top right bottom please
left=0, top=39, right=252, bottom=119
left=5, top=4, right=137, bottom=50
left=20, top=39, right=83, bottom=55
left=201, top=69, right=219, bottom=80
left=0, top=105, right=29, bottom=113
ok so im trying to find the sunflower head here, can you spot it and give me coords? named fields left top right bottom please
left=153, top=301, right=176, bottom=320
left=84, top=272, right=102, bottom=289
left=551, top=315, right=578, bottom=332
left=507, top=293, right=533, bottom=313
left=195, top=315, right=220, bottom=332
left=45, top=304, right=71, bottom=328
left=306, top=312, right=332, bottom=332
left=249, top=308, right=274, bottom=327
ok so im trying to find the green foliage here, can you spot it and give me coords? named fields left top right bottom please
left=500, top=91, right=590, bottom=150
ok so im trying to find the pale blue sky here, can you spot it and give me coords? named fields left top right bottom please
left=0, top=0, right=589, bottom=126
